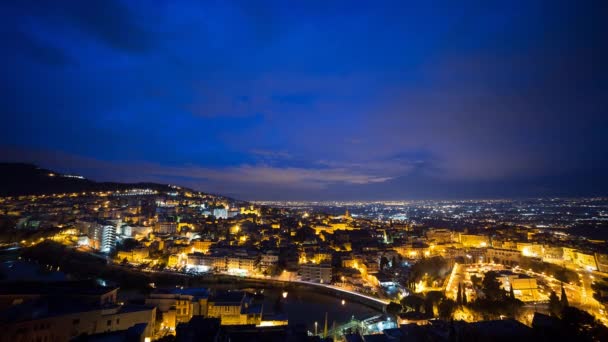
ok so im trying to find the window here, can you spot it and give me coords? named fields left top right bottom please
left=107, top=320, right=111, bottom=326
left=73, top=319, right=80, bottom=325
left=116, top=318, right=120, bottom=324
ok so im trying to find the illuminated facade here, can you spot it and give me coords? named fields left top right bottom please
left=90, top=223, right=117, bottom=253
left=117, top=248, right=149, bottom=263
left=300, top=263, right=332, bottom=283
left=426, top=229, right=454, bottom=244
left=145, top=289, right=208, bottom=331
left=155, top=221, right=177, bottom=234
left=575, top=251, right=598, bottom=271
left=459, top=234, right=490, bottom=248
left=497, top=273, right=539, bottom=302
left=206, top=292, right=262, bottom=326
left=191, top=240, right=214, bottom=254
left=486, top=248, right=521, bottom=266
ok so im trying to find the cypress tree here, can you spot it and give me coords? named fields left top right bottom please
left=456, top=283, right=462, bottom=305
left=560, top=283, right=569, bottom=308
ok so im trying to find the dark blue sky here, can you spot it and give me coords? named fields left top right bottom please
left=1, top=0, right=607, bottom=200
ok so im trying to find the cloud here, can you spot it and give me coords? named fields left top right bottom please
left=0, top=146, right=398, bottom=193
left=250, top=149, right=292, bottom=161
left=1, top=1, right=606, bottom=200
left=5, top=0, right=153, bottom=53
left=2, top=29, right=75, bottom=66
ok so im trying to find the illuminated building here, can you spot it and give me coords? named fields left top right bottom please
left=227, top=256, right=256, bottom=274
left=458, top=234, right=490, bottom=248
left=312, top=222, right=357, bottom=236
left=542, top=246, right=563, bottom=261
left=117, top=248, right=149, bottom=263
left=393, top=244, right=431, bottom=260
left=496, top=271, right=539, bottom=302
left=145, top=288, right=209, bottom=331
left=168, top=254, right=181, bottom=268
left=260, top=252, right=279, bottom=272
left=187, top=253, right=226, bottom=271
left=426, top=228, right=454, bottom=244
left=76, top=220, right=116, bottom=252
left=0, top=281, right=155, bottom=341
left=155, top=221, right=177, bottom=234
left=212, top=208, right=228, bottom=219
left=300, top=263, right=332, bottom=284
left=517, top=243, right=543, bottom=258
left=207, top=292, right=262, bottom=326
left=562, top=247, right=577, bottom=262
left=240, top=205, right=261, bottom=216
left=177, top=222, right=194, bottom=232
left=574, top=251, right=598, bottom=271
left=486, top=248, right=521, bottom=266
left=84, top=222, right=117, bottom=253
left=191, top=239, right=214, bottom=254
left=119, top=224, right=133, bottom=237
left=312, top=252, right=332, bottom=264
left=0, top=302, right=156, bottom=342
left=595, top=253, right=608, bottom=273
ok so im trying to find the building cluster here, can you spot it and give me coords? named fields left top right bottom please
left=0, top=280, right=156, bottom=342
left=1, top=190, right=608, bottom=335
left=0, top=277, right=289, bottom=341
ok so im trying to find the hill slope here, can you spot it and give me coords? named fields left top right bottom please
left=0, top=163, right=178, bottom=196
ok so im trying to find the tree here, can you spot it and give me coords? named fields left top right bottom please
left=481, top=271, right=504, bottom=301
left=462, top=290, right=468, bottom=305
left=380, top=256, right=389, bottom=271
left=409, top=256, right=449, bottom=284
left=438, top=299, right=456, bottom=320
left=424, top=297, right=434, bottom=317
left=548, top=291, right=561, bottom=317
left=386, top=302, right=402, bottom=315
left=509, top=284, right=515, bottom=299
left=401, top=295, right=425, bottom=313
left=426, top=291, right=446, bottom=305
left=560, top=284, right=569, bottom=308
left=424, top=291, right=445, bottom=317
left=273, top=296, right=283, bottom=313
left=294, top=227, right=315, bottom=243
left=470, top=275, right=482, bottom=288
left=392, top=256, right=398, bottom=269
left=456, top=283, right=462, bottom=305
left=560, top=306, right=608, bottom=340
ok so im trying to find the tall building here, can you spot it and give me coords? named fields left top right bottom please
left=85, top=222, right=117, bottom=253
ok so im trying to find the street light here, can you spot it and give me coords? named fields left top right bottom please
left=282, top=291, right=288, bottom=299
left=315, top=321, right=318, bottom=335
left=341, top=299, right=346, bottom=306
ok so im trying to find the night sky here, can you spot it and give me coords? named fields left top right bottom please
left=1, top=1, right=607, bottom=200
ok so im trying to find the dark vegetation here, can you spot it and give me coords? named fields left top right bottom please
left=407, top=256, right=451, bottom=288
left=0, top=163, right=177, bottom=196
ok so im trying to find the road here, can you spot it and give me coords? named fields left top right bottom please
left=135, top=264, right=390, bottom=309
left=534, top=267, right=607, bottom=326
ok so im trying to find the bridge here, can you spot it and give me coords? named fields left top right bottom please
left=200, top=274, right=390, bottom=312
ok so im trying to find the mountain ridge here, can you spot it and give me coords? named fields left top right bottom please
left=0, top=162, right=189, bottom=197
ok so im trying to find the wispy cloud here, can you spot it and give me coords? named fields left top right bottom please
left=0, top=146, right=399, bottom=193
left=250, top=149, right=292, bottom=160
